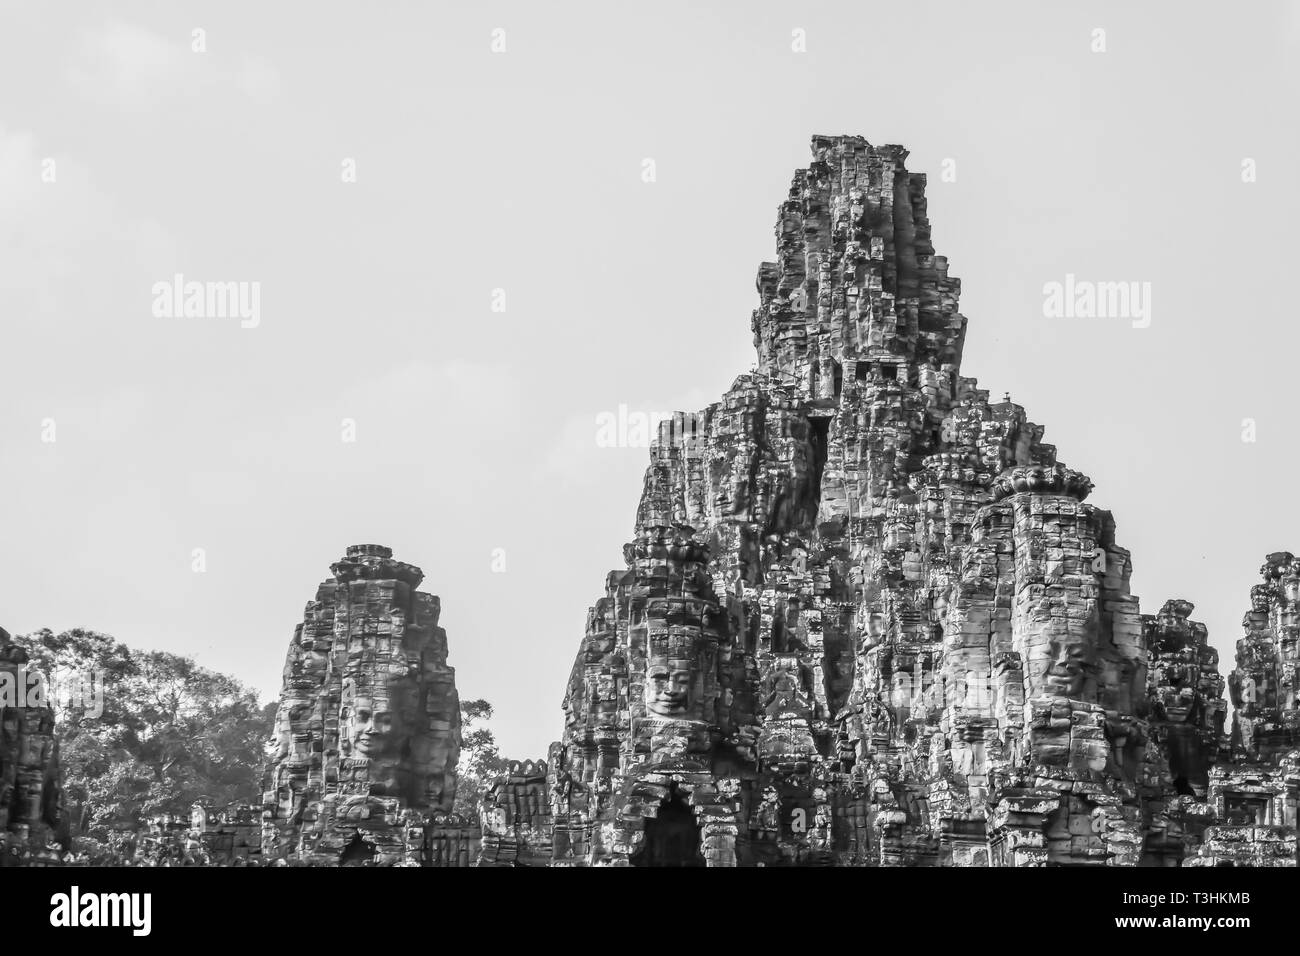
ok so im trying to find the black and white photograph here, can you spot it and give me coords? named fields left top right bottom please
left=0, top=0, right=1294, bottom=938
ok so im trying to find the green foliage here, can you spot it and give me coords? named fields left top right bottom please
left=15, top=628, right=274, bottom=863
left=454, top=697, right=509, bottom=820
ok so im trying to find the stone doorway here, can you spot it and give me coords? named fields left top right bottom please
left=340, top=833, right=376, bottom=866
left=631, top=784, right=705, bottom=867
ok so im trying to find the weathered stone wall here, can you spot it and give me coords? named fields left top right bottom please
left=422, top=813, right=481, bottom=867
left=1180, top=555, right=1300, bottom=867
left=1144, top=600, right=1228, bottom=797
left=192, top=805, right=264, bottom=865
left=1231, top=552, right=1300, bottom=762
left=1181, top=759, right=1298, bottom=867
left=1138, top=600, right=1229, bottom=865
left=478, top=760, right=553, bottom=866
left=0, top=626, right=67, bottom=866
left=135, top=804, right=264, bottom=866
left=537, top=135, right=1268, bottom=867
left=261, top=545, right=462, bottom=865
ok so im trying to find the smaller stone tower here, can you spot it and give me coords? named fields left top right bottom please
left=261, top=545, right=462, bottom=865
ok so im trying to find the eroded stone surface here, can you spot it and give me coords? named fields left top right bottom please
left=136, top=804, right=264, bottom=866
left=524, top=135, right=1295, bottom=867
left=478, top=760, right=552, bottom=866
left=1231, top=552, right=1300, bottom=761
left=261, top=545, right=462, bottom=865
left=0, top=626, right=68, bottom=866
left=1181, top=554, right=1300, bottom=866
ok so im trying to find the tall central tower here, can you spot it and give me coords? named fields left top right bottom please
left=543, top=135, right=1213, bottom=867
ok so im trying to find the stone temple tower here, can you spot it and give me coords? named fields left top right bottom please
left=536, top=134, right=1245, bottom=867
left=261, top=545, right=465, bottom=865
left=1176, top=553, right=1300, bottom=867
left=0, top=626, right=68, bottom=866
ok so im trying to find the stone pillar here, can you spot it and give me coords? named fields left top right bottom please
left=0, top=628, right=68, bottom=866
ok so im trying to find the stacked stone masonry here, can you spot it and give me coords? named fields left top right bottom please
left=500, top=135, right=1300, bottom=867
left=0, top=626, right=67, bottom=866
left=1182, top=552, right=1300, bottom=867
left=261, top=545, right=466, bottom=866
left=13, top=136, right=1298, bottom=870
left=134, top=804, right=264, bottom=866
left=478, top=760, right=554, bottom=866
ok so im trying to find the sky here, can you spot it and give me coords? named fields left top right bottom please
left=2, top=1, right=1297, bottom=760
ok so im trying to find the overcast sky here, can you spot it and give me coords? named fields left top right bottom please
left=2, top=1, right=1297, bottom=760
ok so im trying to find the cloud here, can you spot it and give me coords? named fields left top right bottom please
left=60, top=385, right=154, bottom=444
left=67, top=21, right=281, bottom=110
left=68, top=21, right=187, bottom=108
left=234, top=57, right=282, bottom=105
left=0, top=128, right=45, bottom=216
left=336, top=359, right=524, bottom=431
left=214, top=358, right=526, bottom=474
left=0, top=124, right=174, bottom=317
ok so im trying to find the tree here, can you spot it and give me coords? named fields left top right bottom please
left=454, top=698, right=509, bottom=820
left=15, top=628, right=274, bottom=863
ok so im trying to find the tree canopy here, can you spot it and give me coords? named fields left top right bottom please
left=454, top=697, right=509, bottom=820
left=15, top=628, right=274, bottom=863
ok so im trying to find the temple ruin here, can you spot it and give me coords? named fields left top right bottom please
left=9, top=136, right=1297, bottom=869
left=496, top=134, right=1300, bottom=867
left=261, top=544, right=471, bottom=865
left=0, top=626, right=68, bottom=866
left=1182, top=552, right=1300, bottom=866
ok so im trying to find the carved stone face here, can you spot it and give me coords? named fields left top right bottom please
left=1028, top=632, right=1098, bottom=698
left=343, top=695, right=392, bottom=758
left=646, top=658, right=695, bottom=716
